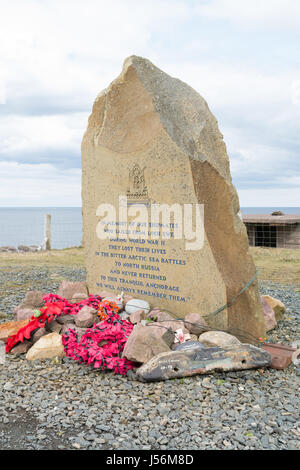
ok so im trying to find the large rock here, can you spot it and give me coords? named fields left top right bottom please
left=82, top=55, right=265, bottom=342
left=198, top=331, right=241, bottom=348
left=261, top=297, right=277, bottom=332
left=261, top=295, right=285, bottom=322
left=57, top=281, right=88, bottom=302
left=122, top=323, right=172, bottom=363
left=25, top=333, right=65, bottom=361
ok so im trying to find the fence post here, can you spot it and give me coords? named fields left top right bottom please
left=44, top=214, right=51, bottom=250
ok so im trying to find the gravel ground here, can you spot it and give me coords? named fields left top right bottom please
left=0, top=265, right=299, bottom=450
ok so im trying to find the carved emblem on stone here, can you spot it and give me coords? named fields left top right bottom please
left=127, top=163, right=148, bottom=199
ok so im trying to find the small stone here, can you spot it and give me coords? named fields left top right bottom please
left=3, top=381, right=14, bottom=391
left=32, top=327, right=48, bottom=344
left=198, top=331, right=241, bottom=348
left=14, top=291, right=45, bottom=316
left=57, top=281, right=88, bottom=303
left=155, top=320, right=189, bottom=335
left=119, top=312, right=130, bottom=321
left=61, top=324, right=87, bottom=340
left=71, top=293, right=89, bottom=303
left=261, top=295, right=285, bottom=322
left=261, top=297, right=277, bottom=332
left=147, top=309, right=174, bottom=322
left=75, top=306, right=97, bottom=328
left=184, top=313, right=208, bottom=335
left=129, top=309, right=147, bottom=324
left=125, top=299, right=150, bottom=315
left=14, top=308, right=35, bottom=322
left=10, top=340, right=32, bottom=355
left=26, top=333, right=65, bottom=361
left=46, top=320, right=63, bottom=334
left=56, top=314, right=76, bottom=325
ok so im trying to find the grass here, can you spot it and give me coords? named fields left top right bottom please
left=0, top=246, right=84, bottom=267
left=249, top=247, right=300, bottom=286
left=0, top=246, right=299, bottom=286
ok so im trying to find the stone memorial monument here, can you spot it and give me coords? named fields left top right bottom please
left=81, top=55, right=265, bottom=341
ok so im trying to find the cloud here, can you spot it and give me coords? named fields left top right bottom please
left=0, top=0, right=299, bottom=206
left=195, top=0, right=300, bottom=31
left=239, top=188, right=300, bottom=207
left=0, top=112, right=87, bottom=167
left=0, top=161, right=81, bottom=206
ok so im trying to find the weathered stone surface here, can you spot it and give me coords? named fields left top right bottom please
left=14, top=308, right=34, bottom=322
left=122, top=323, right=172, bottom=363
left=61, top=324, right=87, bottom=340
left=26, top=333, right=65, bottom=361
left=147, top=309, right=174, bottom=322
left=125, top=299, right=150, bottom=315
left=32, top=327, right=48, bottom=344
left=184, top=313, right=208, bottom=335
left=136, top=344, right=272, bottom=381
left=45, top=320, right=63, bottom=334
left=189, top=334, right=198, bottom=342
left=23, top=291, right=44, bottom=308
left=261, top=295, right=285, bottom=322
left=56, top=314, right=76, bottom=325
left=155, top=320, right=189, bottom=335
left=10, top=340, right=32, bottom=355
left=261, top=297, right=277, bottom=332
left=14, top=290, right=45, bottom=319
left=57, top=281, right=88, bottom=302
left=0, top=319, right=30, bottom=343
left=82, top=55, right=265, bottom=341
left=173, top=341, right=206, bottom=352
left=71, top=293, right=89, bottom=303
left=198, top=331, right=241, bottom=348
left=74, top=306, right=97, bottom=328
left=129, top=309, right=147, bottom=324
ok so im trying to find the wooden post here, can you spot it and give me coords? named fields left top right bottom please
left=44, top=214, right=51, bottom=250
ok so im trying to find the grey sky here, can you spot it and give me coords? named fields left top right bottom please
left=0, top=0, right=299, bottom=206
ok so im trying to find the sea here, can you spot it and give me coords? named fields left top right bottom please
left=0, top=207, right=299, bottom=250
